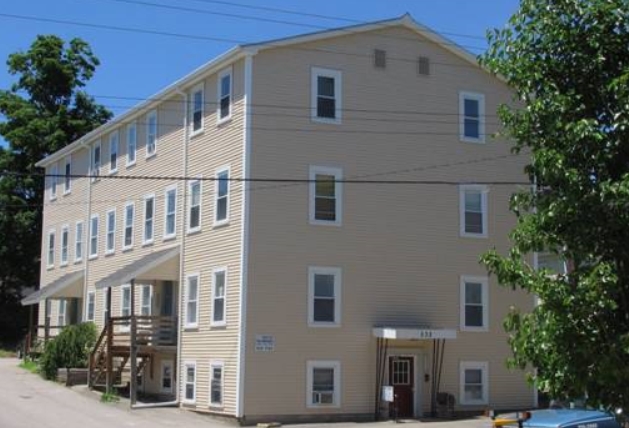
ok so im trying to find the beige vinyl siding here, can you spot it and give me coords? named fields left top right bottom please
left=242, top=26, right=533, bottom=419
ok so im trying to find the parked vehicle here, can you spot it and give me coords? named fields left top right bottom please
left=491, top=408, right=620, bottom=428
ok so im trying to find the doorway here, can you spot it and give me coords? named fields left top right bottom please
left=389, top=356, right=414, bottom=418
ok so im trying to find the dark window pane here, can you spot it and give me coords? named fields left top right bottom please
left=314, top=299, right=334, bottom=322
left=193, top=111, right=202, bottom=131
left=220, top=97, right=230, bottom=118
left=216, top=199, right=227, bottom=221
left=465, top=212, right=483, bottom=234
left=465, top=385, right=482, bottom=401
left=318, top=76, right=335, bottom=97
left=315, top=175, right=335, bottom=197
left=218, top=174, right=228, bottom=196
left=221, top=75, right=230, bottom=97
left=313, top=368, right=334, bottom=391
left=317, top=98, right=336, bottom=118
left=465, top=283, right=482, bottom=303
left=465, top=306, right=483, bottom=327
left=464, top=99, right=479, bottom=117
left=465, top=119, right=480, bottom=138
left=315, top=198, right=336, bottom=221
left=190, top=206, right=200, bottom=229
left=213, top=299, right=224, bottom=322
left=314, top=274, right=334, bottom=297
left=185, top=384, right=194, bottom=400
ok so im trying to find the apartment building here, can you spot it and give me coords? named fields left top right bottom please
left=22, top=14, right=536, bottom=423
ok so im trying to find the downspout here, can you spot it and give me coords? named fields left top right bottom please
left=81, top=140, right=92, bottom=322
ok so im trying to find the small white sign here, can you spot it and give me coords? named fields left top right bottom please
left=255, top=335, right=275, bottom=352
left=382, top=385, right=394, bottom=402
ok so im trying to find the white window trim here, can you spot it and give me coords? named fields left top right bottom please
left=89, top=213, right=99, bottom=259
left=460, top=276, right=489, bottom=332
left=163, top=185, right=177, bottom=240
left=60, top=224, right=69, bottom=267
left=217, top=67, right=233, bottom=124
left=49, top=164, right=58, bottom=200
left=74, top=221, right=83, bottom=263
left=184, top=273, right=200, bottom=329
left=126, top=122, right=137, bottom=167
left=146, top=110, right=157, bottom=159
left=46, top=229, right=55, bottom=269
left=91, top=141, right=101, bottom=182
left=187, top=179, right=202, bottom=234
left=105, top=209, right=116, bottom=255
left=140, top=284, right=152, bottom=316
left=308, top=266, right=342, bottom=328
left=211, top=267, right=227, bottom=327
left=142, top=194, right=155, bottom=245
left=120, top=283, right=131, bottom=317
left=214, top=166, right=230, bottom=227
left=190, top=84, right=205, bottom=136
left=63, top=155, right=72, bottom=195
left=183, top=361, right=197, bottom=404
left=311, top=67, right=342, bottom=124
left=160, top=359, right=174, bottom=393
left=306, top=360, right=341, bottom=408
left=459, top=91, right=486, bottom=143
left=309, top=166, right=343, bottom=227
left=109, top=130, right=119, bottom=174
left=459, top=184, right=488, bottom=238
left=209, top=360, right=225, bottom=408
left=86, top=291, right=95, bottom=322
left=103, top=289, right=110, bottom=325
left=58, top=299, right=67, bottom=327
left=459, top=361, right=489, bottom=405
left=122, top=201, right=135, bottom=251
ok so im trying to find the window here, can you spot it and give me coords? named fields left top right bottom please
left=308, top=267, right=341, bottom=327
left=75, top=222, right=83, bottom=262
left=459, top=92, right=485, bottom=143
left=143, top=195, right=155, bottom=244
left=459, top=185, right=488, bottom=238
left=146, top=110, right=157, bottom=157
left=89, top=214, right=99, bottom=258
left=123, top=202, right=134, bottom=249
left=106, top=209, right=116, bottom=254
left=184, top=362, right=196, bottom=403
left=47, top=230, right=55, bottom=268
left=215, top=168, right=229, bottom=225
left=50, top=164, right=57, bottom=200
left=91, top=141, right=101, bottom=181
left=121, top=285, right=131, bottom=317
left=212, top=268, right=226, bottom=326
left=161, top=360, right=173, bottom=393
left=460, top=276, right=489, bottom=331
left=217, top=68, right=232, bottom=122
left=188, top=180, right=201, bottom=232
left=307, top=361, right=341, bottom=407
left=460, top=361, right=488, bottom=405
left=185, top=274, right=199, bottom=328
left=309, top=166, right=342, bottom=226
left=103, top=290, right=110, bottom=324
left=311, top=67, right=342, bottom=123
left=87, top=291, right=95, bottom=321
left=164, top=186, right=177, bottom=239
left=109, top=131, right=119, bottom=173
left=64, top=156, right=71, bottom=194
left=60, top=226, right=69, bottom=266
left=191, top=86, right=204, bottom=134
left=126, top=122, right=137, bottom=166
left=58, top=299, right=67, bottom=326
left=374, top=49, right=386, bottom=68
left=209, top=361, right=224, bottom=407
left=536, top=252, right=567, bottom=276
left=140, top=284, right=152, bottom=316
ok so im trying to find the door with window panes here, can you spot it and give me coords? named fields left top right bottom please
left=389, top=356, right=414, bottom=418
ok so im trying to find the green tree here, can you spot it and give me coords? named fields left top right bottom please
left=0, top=36, right=111, bottom=346
left=480, top=0, right=629, bottom=413
left=39, top=322, right=97, bottom=380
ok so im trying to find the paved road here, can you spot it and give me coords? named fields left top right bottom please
left=0, top=358, right=489, bottom=428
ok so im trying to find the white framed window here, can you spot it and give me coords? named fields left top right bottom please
left=459, top=185, right=488, bottom=238
left=86, top=291, right=95, bottom=322
left=161, top=360, right=173, bottom=393
left=535, top=251, right=567, bottom=276
left=311, top=67, right=342, bottom=123
left=183, top=361, right=196, bottom=404
left=50, top=164, right=57, bottom=200
left=60, top=225, right=69, bottom=266
left=185, top=273, right=199, bottom=328
left=459, top=91, right=485, bottom=143
left=191, top=85, right=204, bottom=135
left=214, top=167, right=229, bottom=226
left=91, top=141, right=101, bottom=181
left=126, top=122, right=137, bottom=167
left=75, top=221, right=83, bottom=263
left=47, top=229, right=55, bottom=268
left=307, top=360, right=341, bottom=408
left=89, top=214, right=99, bottom=259
left=109, top=131, right=119, bottom=173
left=211, top=268, right=227, bottom=326
left=164, top=185, right=177, bottom=240
left=58, top=299, right=67, bottom=326
left=105, top=209, right=116, bottom=254
left=123, top=202, right=135, bottom=250
left=460, top=276, right=489, bottom=331
left=64, top=156, right=71, bottom=194
left=103, top=289, right=110, bottom=325
left=121, top=284, right=131, bottom=317
left=209, top=361, right=224, bottom=407
left=460, top=361, right=489, bottom=405
left=143, top=194, right=155, bottom=245
left=187, top=180, right=201, bottom=233
left=217, top=68, right=232, bottom=123
left=308, top=267, right=341, bottom=327
left=309, top=166, right=342, bottom=226
left=140, top=284, right=152, bottom=316
left=146, top=110, right=157, bottom=158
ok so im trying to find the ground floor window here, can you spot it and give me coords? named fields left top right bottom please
left=459, top=361, right=488, bottom=405
left=184, top=362, right=196, bottom=403
left=306, top=360, right=341, bottom=408
left=161, top=360, right=173, bottom=393
left=209, top=361, right=224, bottom=407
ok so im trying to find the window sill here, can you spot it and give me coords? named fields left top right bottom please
left=460, top=232, right=488, bottom=239
left=105, top=250, right=115, bottom=257
left=187, top=228, right=202, bottom=236
left=307, top=403, right=340, bottom=409
left=126, top=161, right=136, bottom=169
left=190, top=129, right=204, bottom=138
left=74, top=259, right=83, bottom=264
left=60, top=262, right=68, bottom=268
left=210, top=322, right=227, bottom=328
left=88, top=254, right=98, bottom=260
left=122, top=246, right=134, bottom=253
left=460, top=136, right=486, bottom=144
left=309, top=219, right=342, bottom=227
left=46, top=265, right=54, bottom=271
left=208, top=403, right=224, bottom=410
left=460, top=327, right=489, bottom=333
left=145, top=152, right=157, bottom=161
left=311, top=116, right=341, bottom=125
left=163, top=234, right=177, bottom=242
left=142, top=240, right=154, bottom=247
left=109, top=169, right=118, bottom=175
left=63, top=190, right=71, bottom=196
left=308, top=322, right=341, bottom=328
left=50, top=196, right=57, bottom=202
left=183, top=325, right=199, bottom=331
left=216, top=116, right=232, bottom=127
left=212, top=220, right=229, bottom=229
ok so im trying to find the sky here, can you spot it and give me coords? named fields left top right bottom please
left=0, top=0, right=520, bottom=144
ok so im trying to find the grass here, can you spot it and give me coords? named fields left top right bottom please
left=18, top=359, right=39, bottom=374
left=100, top=390, right=120, bottom=403
left=0, top=349, right=16, bottom=358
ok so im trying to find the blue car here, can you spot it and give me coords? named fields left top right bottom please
left=492, top=408, right=620, bottom=428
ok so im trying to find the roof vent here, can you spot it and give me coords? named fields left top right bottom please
left=418, top=56, right=430, bottom=76
left=374, top=49, right=386, bottom=69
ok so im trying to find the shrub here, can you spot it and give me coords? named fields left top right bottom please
left=39, top=322, right=97, bottom=380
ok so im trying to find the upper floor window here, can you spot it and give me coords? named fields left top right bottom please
left=460, top=276, right=489, bottom=331
left=146, top=110, right=157, bottom=158
left=215, top=168, right=229, bottom=225
left=217, top=68, right=232, bottom=123
left=47, top=229, right=55, bottom=268
left=188, top=180, right=201, bottom=233
left=308, top=267, right=341, bottom=327
left=126, top=122, right=137, bottom=167
left=185, top=274, right=199, bottom=328
left=75, top=221, right=83, bottom=262
left=309, top=166, right=342, bottom=226
left=121, top=284, right=131, bottom=317
left=106, top=209, right=116, bottom=254
left=109, top=131, right=119, bottom=173
left=86, top=291, right=95, bottom=322
left=460, top=361, right=488, bottom=405
left=191, top=86, right=204, bottom=134
left=307, top=360, right=341, bottom=408
left=459, top=92, right=485, bottom=143
left=64, top=156, right=71, bottom=194
left=164, top=186, right=177, bottom=240
left=143, top=194, right=155, bottom=244
left=311, top=67, right=342, bottom=123
left=537, top=251, right=567, bottom=276
left=89, top=214, right=99, bottom=258
left=58, top=299, right=67, bottom=326
left=60, top=225, right=69, bottom=266
left=212, top=268, right=226, bottom=326
left=91, top=141, right=101, bottom=181
left=141, top=284, right=152, bottom=316
left=123, top=202, right=134, bottom=250
left=50, top=164, right=57, bottom=200
left=459, top=185, right=488, bottom=238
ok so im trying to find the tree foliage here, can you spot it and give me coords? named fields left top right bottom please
left=0, top=36, right=111, bottom=345
left=39, top=322, right=97, bottom=380
left=480, top=0, right=629, bottom=413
